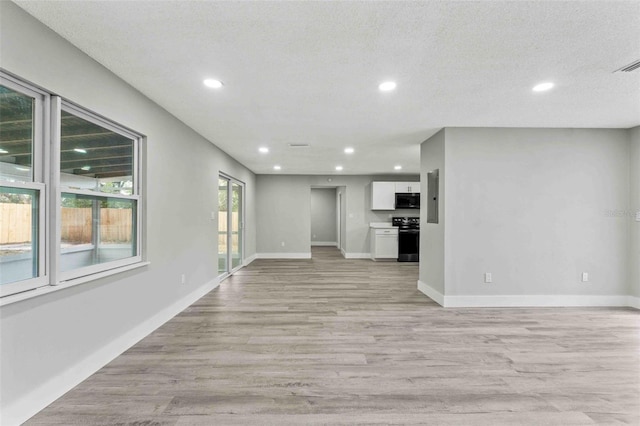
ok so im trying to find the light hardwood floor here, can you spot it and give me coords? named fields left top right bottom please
left=28, top=247, right=639, bottom=425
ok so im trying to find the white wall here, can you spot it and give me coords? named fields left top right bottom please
left=311, top=188, right=337, bottom=244
left=256, top=174, right=419, bottom=257
left=629, top=126, right=640, bottom=299
left=256, top=175, right=312, bottom=254
left=419, top=127, right=633, bottom=306
left=419, top=129, right=446, bottom=295
left=337, top=186, right=347, bottom=252
left=0, top=3, right=256, bottom=424
left=446, top=128, right=629, bottom=297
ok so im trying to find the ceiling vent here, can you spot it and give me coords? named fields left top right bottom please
left=614, top=59, right=640, bottom=73
left=288, top=143, right=310, bottom=148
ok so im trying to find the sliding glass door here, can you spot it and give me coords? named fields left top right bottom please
left=218, top=175, right=244, bottom=277
left=218, top=178, right=229, bottom=275
left=231, top=181, right=243, bottom=270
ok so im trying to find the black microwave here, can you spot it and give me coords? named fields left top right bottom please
left=395, top=193, right=420, bottom=209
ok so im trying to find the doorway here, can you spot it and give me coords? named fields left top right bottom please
left=218, top=174, right=244, bottom=278
left=310, top=187, right=339, bottom=254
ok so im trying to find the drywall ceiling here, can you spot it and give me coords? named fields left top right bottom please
left=12, top=0, right=640, bottom=175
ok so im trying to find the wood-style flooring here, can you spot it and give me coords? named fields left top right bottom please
left=28, top=247, right=640, bottom=425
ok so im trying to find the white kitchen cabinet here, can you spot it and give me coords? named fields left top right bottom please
left=370, top=228, right=398, bottom=260
left=395, top=182, right=421, bottom=193
left=371, top=182, right=396, bottom=210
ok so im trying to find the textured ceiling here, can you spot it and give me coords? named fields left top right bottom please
left=13, top=0, right=640, bottom=175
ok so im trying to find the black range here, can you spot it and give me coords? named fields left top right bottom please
left=392, top=217, right=419, bottom=262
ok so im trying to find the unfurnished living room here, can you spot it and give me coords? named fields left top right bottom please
left=0, top=1, right=639, bottom=425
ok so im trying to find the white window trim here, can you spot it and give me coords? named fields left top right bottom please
left=0, top=71, right=146, bottom=300
left=0, top=261, right=151, bottom=307
left=61, top=188, right=139, bottom=200
left=218, top=173, right=245, bottom=279
left=0, top=182, right=47, bottom=297
left=54, top=100, right=144, bottom=284
left=0, top=74, right=50, bottom=296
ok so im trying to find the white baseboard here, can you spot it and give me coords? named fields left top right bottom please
left=340, top=248, right=346, bottom=257
left=626, top=295, right=640, bottom=309
left=243, top=253, right=257, bottom=266
left=3, top=278, right=220, bottom=426
left=443, top=294, right=634, bottom=308
left=416, top=281, right=638, bottom=308
left=417, top=280, right=445, bottom=306
left=343, top=252, right=371, bottom=259
left=311, top=242, right=337, bottom=247
left=256, top=253, right=312, bottom=259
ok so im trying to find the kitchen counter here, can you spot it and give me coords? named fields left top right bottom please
left=369, top=222, right=395, bottom=229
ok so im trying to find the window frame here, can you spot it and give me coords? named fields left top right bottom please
left=0, top=75, right=49, bottom=297
left=54, top=100, right=143, bottom=284
left=0, top=181, right=47, bottom=297
left=0, top=71, right=146, bottom=299
left=217, top=172, right=245, bottom=279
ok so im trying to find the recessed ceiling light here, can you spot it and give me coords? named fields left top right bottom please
left=74, top=148, right=87, bottom=153
left=344, top=147, right=354, bottom=154
left=0, top=148, right=8, bottom=154
left=379, top=81, right=397, bottom=92
left=15, top=166, right=30, bottom=171
left=532, top=82, right=554, bottom=92
left=81, top=166, right=91, bottom=171
left=335, top=166, right=343, bottom=171
left=203, top=79, right=223, bottom=89
left=259, top=147, right=269, bottom=154
left=273, top=165, right=281, bottom=170
left=394, top=165, right=402, bottom=170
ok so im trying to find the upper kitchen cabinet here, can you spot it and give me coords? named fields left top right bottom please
left=395, top=182, right=421, bottom=193
left=371, top=182, right=396, bottom=210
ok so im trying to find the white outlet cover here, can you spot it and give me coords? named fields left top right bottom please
left=636, top=211, right=640, bottom=222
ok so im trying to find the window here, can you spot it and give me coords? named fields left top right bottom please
left=60, top=194, right=137, bottom=273
left=0, top=79, right=47, bottom=297
left=0, top=72, right=144, bottom=299
left=57, top=104, right=141, bottom=281
left=0, top=187, right=41, bottom=290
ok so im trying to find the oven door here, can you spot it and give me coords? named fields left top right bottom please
left=398, top=228, right=419, bottom=262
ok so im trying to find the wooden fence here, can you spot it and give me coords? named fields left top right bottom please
left=0, top=204, right=133, bottom=244
left=217, top=211, right=239, bottom=232
left=61, top=207, right=91, bottom=244
left=2, top=205, right=238, bottom=246
left=60, top=208, right=133, bottom=243
left=0, top=204, right=32, bottom=245
left=217, top=211, right=240, bottom=253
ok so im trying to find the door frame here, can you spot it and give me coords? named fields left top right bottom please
left=337, top=192, right=342, bottom=249
left=218, top=173, right=245, bottom=279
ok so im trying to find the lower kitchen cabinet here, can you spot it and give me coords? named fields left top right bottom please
left=370, top=228, right=398, bottom=260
